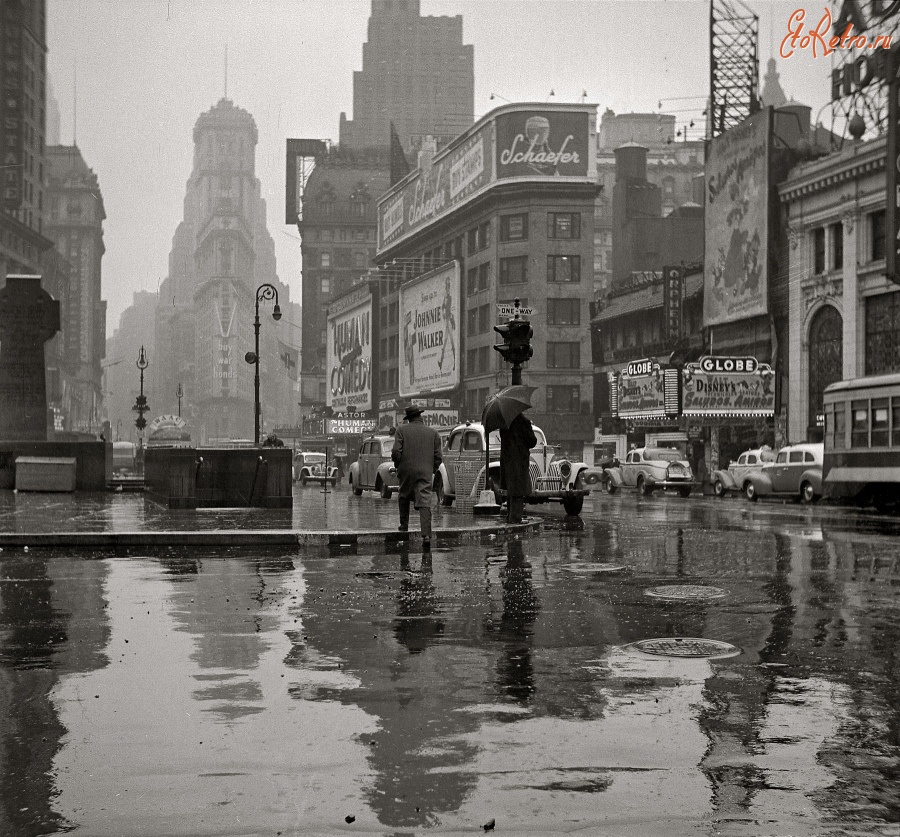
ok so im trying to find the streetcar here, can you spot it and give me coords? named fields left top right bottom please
left=822, top=372, right=900, bottom=511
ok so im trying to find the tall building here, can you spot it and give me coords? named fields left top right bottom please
left=0, top=0, right=52, bottom=281
left=154, top=99, right=300, bottom=444
left=339, top=0, right=473, bottom=153
left=44, top=145, right=107, bottom=436
left=296, top=0, right=474, bottom=415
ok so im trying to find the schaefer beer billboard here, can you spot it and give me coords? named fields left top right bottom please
left=399, top=263, right=460, bottom=398
left=326, top=288, right=372, bottom=413
left=704, top=108, right=771, bottom=327
left=377, top=103, right=596, bottom=254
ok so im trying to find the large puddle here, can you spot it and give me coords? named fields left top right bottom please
left=1, top=512, right=899, bottom=835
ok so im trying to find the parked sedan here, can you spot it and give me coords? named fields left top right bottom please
left=604, top=447, right=695, bottom=497
left=710, top=446, right=777, bottom=497
left=293, top=451, right=338, bottom=487
left=743, top=442, right=823, bottom=503
left=348, top=434, right=399, bottom=499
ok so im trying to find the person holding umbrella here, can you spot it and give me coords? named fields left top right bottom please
left=391, top=405, right=442, bottom=548
left=482, top=386, right=537, bottom=525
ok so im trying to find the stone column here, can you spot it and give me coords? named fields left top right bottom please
left=841, top=209, right=858, bottom=378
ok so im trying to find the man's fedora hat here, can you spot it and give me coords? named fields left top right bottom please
left=404, top=405, right=424, bottom=419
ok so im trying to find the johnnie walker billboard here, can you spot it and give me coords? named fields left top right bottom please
left=399, top=262, right=461, bottom=398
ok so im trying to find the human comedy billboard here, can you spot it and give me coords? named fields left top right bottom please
left=326, top=288, right=372, bottom=413
left=704, top=108, right=771, bottom=327
left=399, top=262, right=460, bottom=398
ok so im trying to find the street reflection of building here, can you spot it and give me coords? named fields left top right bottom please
left=780, top=133, right=900, bottom=444
left=0, top=554, right=110, bottom=835
left=44, top=146, right=107, bottom=436
left=153, top=99, right=300, bottom=444
left=375, top=103, right=599, bottom=455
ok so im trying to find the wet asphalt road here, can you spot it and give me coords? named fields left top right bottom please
left=1, top=490, right=899, bottom=837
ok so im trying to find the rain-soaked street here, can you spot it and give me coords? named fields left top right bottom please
left=2, top=494, right=900, bottom=837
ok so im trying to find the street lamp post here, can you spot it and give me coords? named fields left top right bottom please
left=176, top=382, right=183, bottom=418
left=244, top=283, right=282, bottom=445
left=133, top=346, right=149, bottom=470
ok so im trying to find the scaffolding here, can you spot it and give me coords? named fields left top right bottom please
left=709, top=0, right=759, bottom=137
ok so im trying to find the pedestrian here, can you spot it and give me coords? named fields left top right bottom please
left=262, top=430, right=284, bottom=447
left=391, top=405, right=442, bottom=548
left=499, top=413, right=537, bottom=524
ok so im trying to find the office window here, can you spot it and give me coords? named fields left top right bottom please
left=500, top=255, right=528, bottom=285
left=547, top=342, right=580, bottom=368
left=831, top=221, right=843, bottom=269
left=479, top=345, right=490, bottom=372
left=813, top=227, right=825, bottom=274
left=548, top=212, right=581, bottom=239
left=467, top=307, right=478, bottom=336
left=871, top=209, right=886, bottom=261
left=865, top=292, right=900, bottom=375
left=547, top=298, right=580, bottom=326
left=500, top=213, right=528, bottom=241
left=335, top=249, right=351, bottom=268
left=478, top=261, right=491, bottom=291
left=320, top=276, right=330, bottom=295
left=467, top=227, right=478, bottom=255
left=321, top=252, right=331, bottom=268
left=467, top=347, right=479, bottom=375
left=546, top=385, right=581, bottom=412
left=478, top=304, right=490, bottom=334
left=467, top=266, right=479, bottom=295
left=547, top=255, right=580, bottom=283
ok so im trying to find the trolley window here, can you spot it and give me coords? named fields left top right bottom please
left=894, top=397, right=900, bottom=447
left=852, top=400, right=869, bottom=447
left=825, top=402, right=845, bottom=451
left=872, top=398, right=889, bottom=447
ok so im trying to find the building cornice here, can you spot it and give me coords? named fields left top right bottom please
left=779, top=136, right=886, bottom=202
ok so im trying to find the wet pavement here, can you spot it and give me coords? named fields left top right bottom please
left=1, top=493, right=900, bottom=836
left=0, top=482, right=503, bottom=535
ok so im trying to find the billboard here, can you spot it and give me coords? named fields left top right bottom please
left=612, top=359, right=679, bottom=419
left=377, top=104, right=596, bottom=253
left=682, top=356, right=775, bottom=417
left=399, top=262, right=460, bottom=398
left=704, top=108, right=771, bottom=327
left=326, top=289, right=372, bottom=413
left=494, top=110, right=590, bottom=180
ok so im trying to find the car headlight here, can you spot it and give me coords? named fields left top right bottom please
left=389, top=467, right=397, bottom=476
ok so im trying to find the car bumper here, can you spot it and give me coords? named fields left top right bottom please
left=524, top=488, right=591, bottom=504
left=648, top=479, right=696, bottom=490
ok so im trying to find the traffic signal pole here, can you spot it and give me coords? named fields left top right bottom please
left=493, top=298, right=533, bottom=386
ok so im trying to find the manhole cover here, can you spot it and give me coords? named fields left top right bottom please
left=629, top=637, right=740, bottom=658
left=561, top=562, right=627, bottom=574
left=645, top=584, right=728, bottom=601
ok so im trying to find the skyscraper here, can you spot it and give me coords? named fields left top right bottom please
left=339, top=0, right=473, bottom=153
left=155, top=99, right=299, bottom=444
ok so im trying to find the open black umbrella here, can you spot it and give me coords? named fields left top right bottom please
left=481, top=385, right=537, bottom=433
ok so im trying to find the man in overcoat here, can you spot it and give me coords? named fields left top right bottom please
left=391, top=405, right=442, bottom=547
left=499, top=413, right=537, bottom=524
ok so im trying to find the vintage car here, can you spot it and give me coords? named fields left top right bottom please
left=293, top=451, right=338, bottom=487
left=348, top=434, right=400, bottom=499
left=603, top=447, right=695, bottom=497
left=742, top=442, right=824, bottom=503
left=710, top=446, right=777, bottom=497
left=435, top=421, right=590, bottom=516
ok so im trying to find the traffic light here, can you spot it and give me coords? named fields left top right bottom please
left=507, top=318, right=533, bottom=364
left=132, top=393, right=149, bottom=432
left=495, top=318, right=533, bottom=365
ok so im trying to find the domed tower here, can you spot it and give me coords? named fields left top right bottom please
left=191, top=99, right=260, bottom=443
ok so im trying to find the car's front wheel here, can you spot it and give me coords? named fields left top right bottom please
left=605, top=476, right=617, bottom=495
left=800, top=481, right=818, bottom=504
left=745, top=481, right=758, bottom=502
left=713, top=479, right=726, bottom=497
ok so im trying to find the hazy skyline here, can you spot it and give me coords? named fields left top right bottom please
left=47, top=1, right=838, bottom=339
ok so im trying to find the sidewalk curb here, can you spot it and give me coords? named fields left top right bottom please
left=0, top=519, right=542, bottom=549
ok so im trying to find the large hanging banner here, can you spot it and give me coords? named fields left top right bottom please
left=326, top=288, right=372, bottom=413
left=399, top=262, right=460, bottom=398
left=704, top=108, right=771, bottom=327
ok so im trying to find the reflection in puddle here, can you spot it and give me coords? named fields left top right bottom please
left=0, top=510, right=897, bottom=835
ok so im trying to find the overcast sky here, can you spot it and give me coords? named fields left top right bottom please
left=46, top=0, right=838, bottom=339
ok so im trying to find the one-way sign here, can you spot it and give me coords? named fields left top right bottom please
left=497, top=303, right=535, bottom=318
